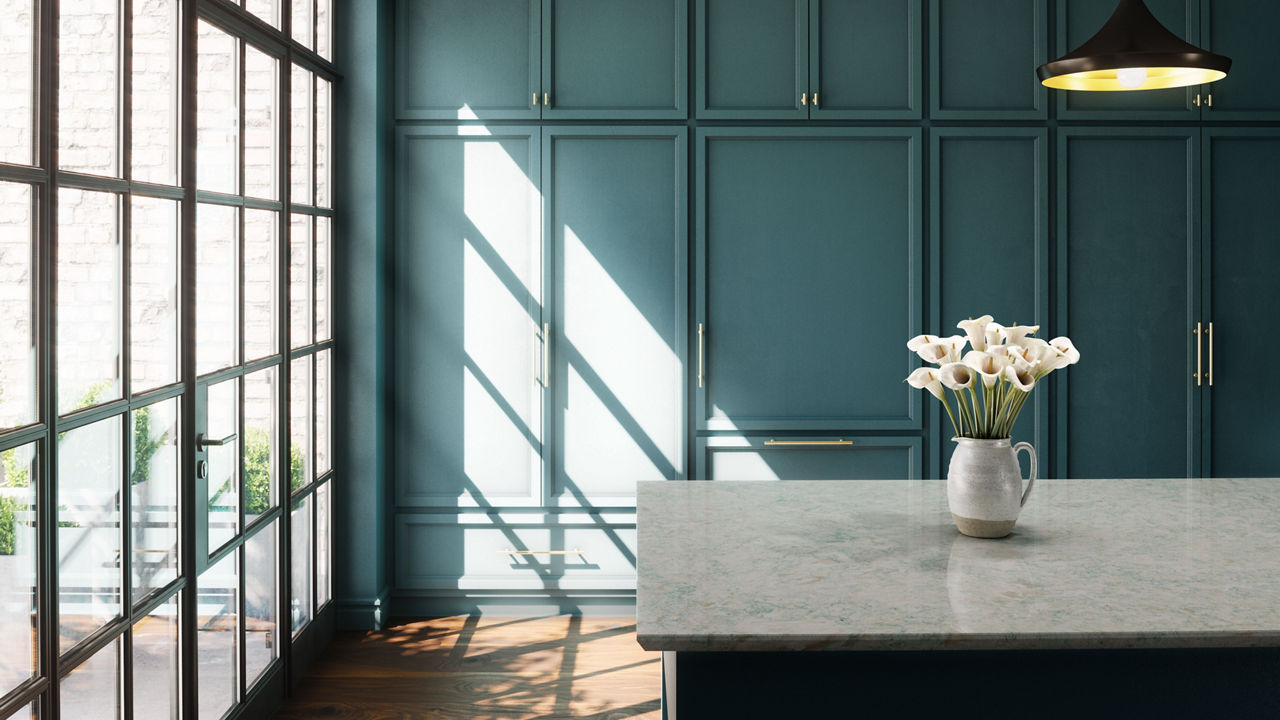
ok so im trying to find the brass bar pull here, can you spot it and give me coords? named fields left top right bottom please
left=543, top=322, right=551, bottom=388
left=812, top=92, right=819, bottom=108
left=533, top=92, right=539, bottom=106
left=499, top=548, right=584, bottom=555
left=544, top=92, right=550, bottom=107
left=1194, top=93, right=1202, bottom=107
left=697, top=322, right=705, bottom=388
left=1208, top=321, right=1214, bottom=386
left=1207, top=93, right=1214, bottom=108
left=764, top=439, right=854, bottom=447
left=801, top=92, right=807, bottom=106
left=1193, top=322, right=1202, bottom=386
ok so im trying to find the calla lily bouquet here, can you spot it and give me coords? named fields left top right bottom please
left=906, top=315, right=1080, bottom=439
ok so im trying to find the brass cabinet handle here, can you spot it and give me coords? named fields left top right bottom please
left=764, top=439, right=853, bottom=447
left=499, top=548, right=584, bottom=555
left=800, top=91, right=807, bottom=106
left=1208, top=321, right=1214, bottom=386
left=1194, top=93, right=1202, bottom=107
left=544, top=92, right=550, bottom=107
left=1193, top=322, right=1202, bottom=386
left=533, top=92, right=539, bottom=105
left=697, top=322, right=705, bottom=388
left=812, top=92, right=819, bottom=108
left=1207, top=93, right=1214, bottom=108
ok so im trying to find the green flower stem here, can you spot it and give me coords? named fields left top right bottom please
left=940, top=394, right=961, bottom=437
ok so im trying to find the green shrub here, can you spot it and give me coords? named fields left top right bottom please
left=0, top=495, right=17, bottom=555
left=243, top=429, right=306, bottom=515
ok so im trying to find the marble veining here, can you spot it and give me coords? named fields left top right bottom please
left=636, top=478, right=1280, bottom=652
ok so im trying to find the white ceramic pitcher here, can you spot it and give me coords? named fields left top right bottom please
left=947, top=438, right=1037, bottom=539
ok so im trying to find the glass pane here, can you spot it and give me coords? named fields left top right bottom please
left=316, top=0, right=330, bottom=60
left=58, top=415, right=123, bottom=653
left=288, top=356, right=309, bottom=493
left=196, top=203, right=237, bottom=375
left=197, top=551, right=237, bottom=720
left=289, top=494, right=311, bottom=634
left=245, top=0, right=279, bottom=29
left=289, top=214, right=311, bottom=348
left=0, top=0, right=34, bottom=165
left=243, top=367, right=277, bottom=524
left=59, top=0, right=120, bottom=177
left=0, top=441, right=37, bottom=695
left=0, top=182, right=35, bottom=430
left=243, top=209, right=277, bottom=361
left=315, top=349, right=329, bottom=476
left=11, top=701, right=36, bottom=719
left=289, top=65, right=311, bottom=205
left=131, top=0, right=178, bottom=185
left=244, top=46, right=277, bottom=200
left=131, top=398, right=178, bottom=600
left=314, top=215, right=329, bottom=342
left=130, top=196, right=179, bottom=391
left=291, top=0, right=313, bottom=49
left=207, top=378, right=238, bottom=553
left=60, top=636, right=121, bottom=719
left=243, top=521, right=277, bottom=688
left=197, top=21, right=238, bottom=194
left=57, top=188, right=122, bottom=415
left=315, top=481, right=329, bottom=607
left=132, top=593, right=180, bottom=720
left=315, top=78, right=330, bottom=208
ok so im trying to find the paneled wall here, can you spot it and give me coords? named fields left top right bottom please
left=375, top=0, right=1280, bottom=615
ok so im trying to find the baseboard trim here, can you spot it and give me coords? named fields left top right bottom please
left=334, top=586, right=392, bottom=630
left=390, top=591, right=637, bottom=617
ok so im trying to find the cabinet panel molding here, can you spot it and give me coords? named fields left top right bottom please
left=929, top=0, right=1047, bottom=119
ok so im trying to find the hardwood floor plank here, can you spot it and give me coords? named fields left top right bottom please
left=273, top=617, right=660, bottom=720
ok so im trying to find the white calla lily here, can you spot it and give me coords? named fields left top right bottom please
left=1050, top=336, right=1081, bottom=365
left=939, top=362, right=976, bottom=391
left=963, top=350, right=1010, bottom=387
left=906, top=367, right=945, bottom=401
left=907, top=334, right=940, bottom=352
left=1000, top=323, right=1040, bottom=347
left=956, top=315, right=994, bottom=352
left=1003, top=365, right=1035, bottom=392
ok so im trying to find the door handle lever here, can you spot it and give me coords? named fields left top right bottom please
left=198, top=433, right=238, bottom=448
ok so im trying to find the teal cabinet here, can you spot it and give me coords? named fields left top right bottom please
left=698, top=436, right=922, bottom=480
left=1057, top=129, right=1201, bottom=479
left=809, top=0, right=922, bottom=119
left=930, top=128, right=1049, bottom=476
left=392, top=126, right=545, bottom=506
left=542, top=0, right=687, bottom=119
left=1055, top=0, right=1201, bottom=119
left=696, top=0, right=919, bottom=119
left=696, top=128, right=922, bottom=432
left=1201, top=2, right=1280, bottom=119
left=396, top=0, right=686, bottom=120
left=545, top=128, right=688, bottom=506
left=929, top=0, right=1047, bottom=119
left=1203, top=130, right=1280, bottom=476
left=396, top=0, right=541, bottom=120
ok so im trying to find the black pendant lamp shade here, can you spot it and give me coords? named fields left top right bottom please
left=1037, top=0, right=1230, bottom=91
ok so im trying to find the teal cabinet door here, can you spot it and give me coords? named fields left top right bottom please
left=697, top=0, right=808, bottom=119
left=929, top=0, right=1047, bottom=119
left=931, top=129, right=1049, bottom=477
left=1201, top=2, right=1280, bottom=119
left=696, top=128, right=922, bottom=432
left=395, top=0, right=540, bottom=120
left=542, top=0, right=687, bottom=119
left=392, top=127, right=545, bottom=506
left=1204, top=130, right=1280, bottom=476
left=1056, top=0, right=1200, bottom=119
left=698, top=436, right=922, bottom=480
left=809, top=0, right=921, bottom=119
left=1058, top=129, right=1200, bottom=479
left=545, top=128, right=687, bottom=507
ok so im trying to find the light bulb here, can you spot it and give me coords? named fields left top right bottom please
left=1116, top=67, right=1148, bottom=89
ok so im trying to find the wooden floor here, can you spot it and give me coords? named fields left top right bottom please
left=273, top=616, right=661, bottom=720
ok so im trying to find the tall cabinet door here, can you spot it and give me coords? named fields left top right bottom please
left=1201, top=2, right=1280, bottom=120
left=808, top=0, right=921, bottom=119
left=1203, top=130, right=1280, bottom=476
left=932, top=128, right=1049, bottom=475
left=1058, top=129, right=1200, bottom=479
left=697, top=128, right=922, bottom=432
left=929, top=0, right=1047, bottom=120
left=697, top=0, right=808, bottom=119
left=393, top=127, right=545, bottom=507
left=541, top=0, right=687, bottom=119
left=546, top=128, right=687, bottom=507
left=395, top=0, right=541, bottom=120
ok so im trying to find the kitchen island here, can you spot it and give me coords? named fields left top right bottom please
left=636, top=479, right=1280, bottom=717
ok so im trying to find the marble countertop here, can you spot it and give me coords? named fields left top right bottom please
left=636, top=478, right=1280, bottom=652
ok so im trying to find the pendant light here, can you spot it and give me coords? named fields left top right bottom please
left=1037, top=0, right=1230, bottom=91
